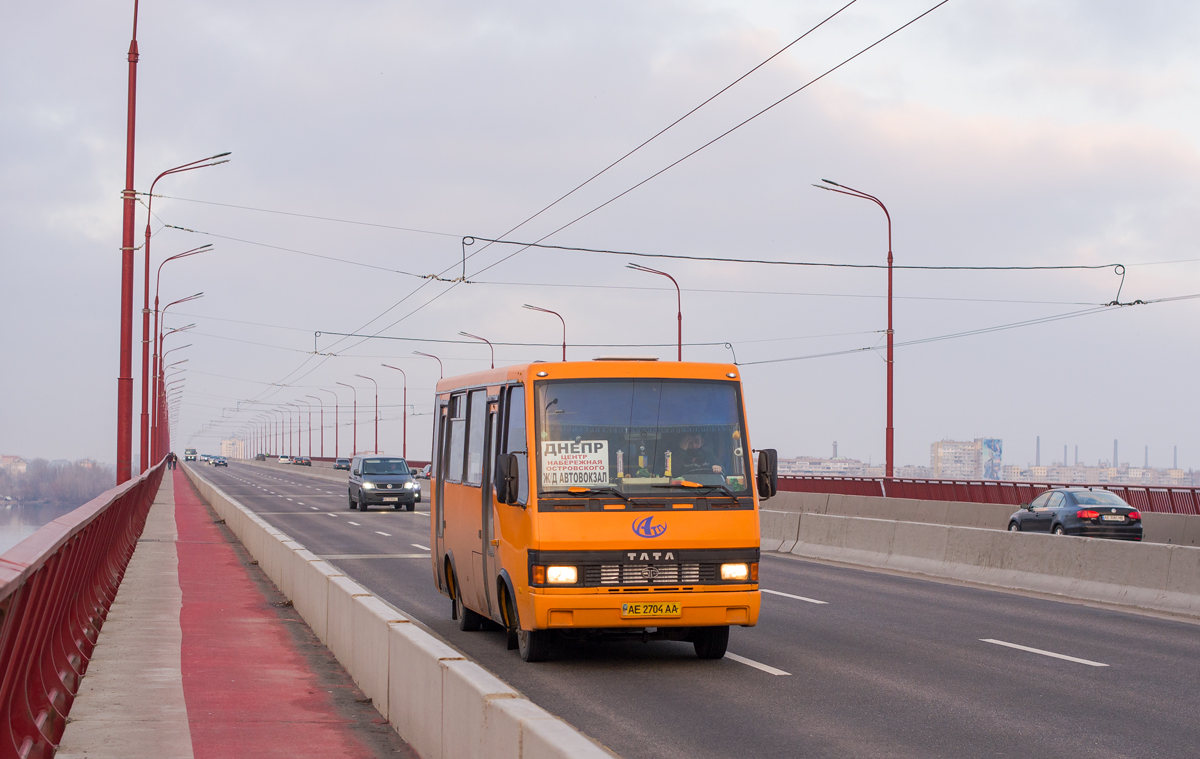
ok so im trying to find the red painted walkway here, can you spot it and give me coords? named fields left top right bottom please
left=172, top=469, right=388, bottom=757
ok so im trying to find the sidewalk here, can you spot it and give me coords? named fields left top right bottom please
left=57, top=468, right=415, bottom=758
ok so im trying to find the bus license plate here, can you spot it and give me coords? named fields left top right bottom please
left=382, top=496, right=399, bottom=502
left=621, top=602, right=681, bottom=618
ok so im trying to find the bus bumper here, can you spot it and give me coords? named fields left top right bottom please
left=526, top=588, right=759, bottom=630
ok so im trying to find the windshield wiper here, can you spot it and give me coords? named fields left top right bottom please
left=553, top=486, right=632, bottom=503
left=651, top=483, right=744, bottom=501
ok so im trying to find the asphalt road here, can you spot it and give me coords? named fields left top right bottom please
left=200, top=462, right=1200, bottom=759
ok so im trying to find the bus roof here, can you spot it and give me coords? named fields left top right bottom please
left=433, top=360, right=741, bottom=395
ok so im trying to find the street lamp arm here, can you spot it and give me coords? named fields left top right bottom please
left=458, top=332, right=494, bottom=369
left=523, top=304, right=567, bottom=361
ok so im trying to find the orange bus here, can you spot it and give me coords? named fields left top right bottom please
left=429, top=358, right=777, bottom=662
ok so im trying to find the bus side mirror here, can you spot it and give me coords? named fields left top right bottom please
left=756, top=449, right=778, bottom=500
left=494, top=453, right=519, bottom=504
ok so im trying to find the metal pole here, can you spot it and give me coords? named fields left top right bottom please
left=414, top=351, right=443, bottom=379
left=306, top=395, right=324, bottom=457
left=522, top=305, right=567, bottom=361
left=337, top=382, right=357, bottom=455
left=320, top=389, right=338, bottom=459
left=117, top=1, right=140, bottom=484
left=381, top=365, right=408, bottom=458
left=458, top=333, right=493, bottom=369
left=356, top=375, right=379, bottom=453
left=815, top=179, right=894, bottom=479
left=626, top=265, right=681, bottom=360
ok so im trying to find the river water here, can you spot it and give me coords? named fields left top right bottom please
left=0, top=501, right=82, bottom=556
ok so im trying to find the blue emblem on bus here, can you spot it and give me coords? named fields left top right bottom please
left=632, top=516, right=666, bottom=538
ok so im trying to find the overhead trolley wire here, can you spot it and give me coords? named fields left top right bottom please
left=468, top=0, right=956, bottom=279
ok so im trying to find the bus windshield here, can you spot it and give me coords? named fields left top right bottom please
left=362, top=458, right=410, bottom=475
left=535, top=378, right=750, bottom=496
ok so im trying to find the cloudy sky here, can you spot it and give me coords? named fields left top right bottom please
left=2, top=0, right=1198, bottom=472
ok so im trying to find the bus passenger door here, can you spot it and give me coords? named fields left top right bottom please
left=479, top=401, right=499, bottom=618
left=434, top=403, right=449, bottom=590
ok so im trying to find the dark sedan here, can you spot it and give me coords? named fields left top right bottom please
left=293, top=456, right=312, bottom=467
left=1008, top=488, right=1142, bottom=540
left=333, top=458, right=351, bottom=471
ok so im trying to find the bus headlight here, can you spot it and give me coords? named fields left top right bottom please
left=546, top=566, right=578, bottom=584
left=720, top=563, right=750, bottom=581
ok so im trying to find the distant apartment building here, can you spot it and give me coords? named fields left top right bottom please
left=778, top=456, right=870, bottom=477
left=0, top=455, right=27, bottom=475
left=220, top=439, right=245, bottom=459
left=1003, top=462, right=1198, bottom=486
left=930, top=439, right=1003, bottom=479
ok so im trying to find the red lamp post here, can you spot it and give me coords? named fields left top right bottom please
left=297, top=398, right=312, bottom=457
left=380, top=364, right=408, bottom=458
left=414, top=351, right=443, bottom=379
left=116, top=0, right=140, bottom=484
left=337, top=382, right=357, bottom=455
left=815, top=179, right=894, bottom=479
left=319, top=389, right=339, bottom=459
left=286, top=403, right=302, bottom=458
left=626, top=264, right=682, bottom=360
left=150, top=247, right=208, bottom=461
left=154, top=323, right=194, bottom=459
left=459, top=332, right=494, bottom=368
left=154, top=292, right=202, bottom=457
left=140, top=155, right=226, bottom=473
left=522, top=304, right=566, bottom=361
left=305, top=395, right=325, bottom=458
left=355, top=375, right=379, bottom=454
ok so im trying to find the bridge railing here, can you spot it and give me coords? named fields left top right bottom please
left=0, top=462, right=165, bottom=759
left=777, top=475, right=1200, bottom=515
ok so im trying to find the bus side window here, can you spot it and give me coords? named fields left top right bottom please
left=447, top=393, right=466, bottom=484
left=465, top=389, right=486, bottom=487
left=505, top=386, right=528, bottom=504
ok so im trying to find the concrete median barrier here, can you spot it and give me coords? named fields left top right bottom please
left=182, top=464, right=617, bottom=759
left=775, top=510, right=1200, bottom=619
left=353, top=595, right=409, bottom=720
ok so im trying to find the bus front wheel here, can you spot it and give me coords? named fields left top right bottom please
left=693, top=626, right=729, bottom=659
left=517, top=629, right=551, bottom=662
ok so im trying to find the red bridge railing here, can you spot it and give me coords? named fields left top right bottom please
left=777, top=475, right=1200, bottom=516
left=0, top=462, right=165, bottom=759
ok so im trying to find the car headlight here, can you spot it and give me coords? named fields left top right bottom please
left=546, top=566, right=578, bottom=584
left=361, top=481, right=376, bottom=489
left=720, top=563, right=750, bottom=581
left=404, top=481, right=414, bottom=489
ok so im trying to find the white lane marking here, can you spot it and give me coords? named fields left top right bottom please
left=348, top=521, right=361, bottom=526
left=763, top=589, right=828, bottom=605
left=412, top=543, right=430, bottom=550
left=310, top=507, right=320, bottom=511
left=286, top=498, right=293, bottom=501
left=297, top=502, right=304, bottom=505
left=326, top=513, right=340, bottom=518
left=725, top=652, right=791, bottom=676
left=980, top=639, right=1108, bottom=667
left=375, top=531, right=392, bottom=537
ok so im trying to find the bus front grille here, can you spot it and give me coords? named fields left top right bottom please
left=587, top=563, right=707, bottom=585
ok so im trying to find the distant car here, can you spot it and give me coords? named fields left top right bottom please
left=420, top=464, right=432, bottom=478
left=255, top=453, right=267, bottom=461
left=294, top=456, right=312, bottom=467
left=348, top=456, right=417, bottom=512
left=333, top=458, right=351, bottom=471
left=1008, top=488, right=1142, bottom=540
left=278, top=455, right=292, bottom=464
left=213, top=456, right=228, bottom=467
